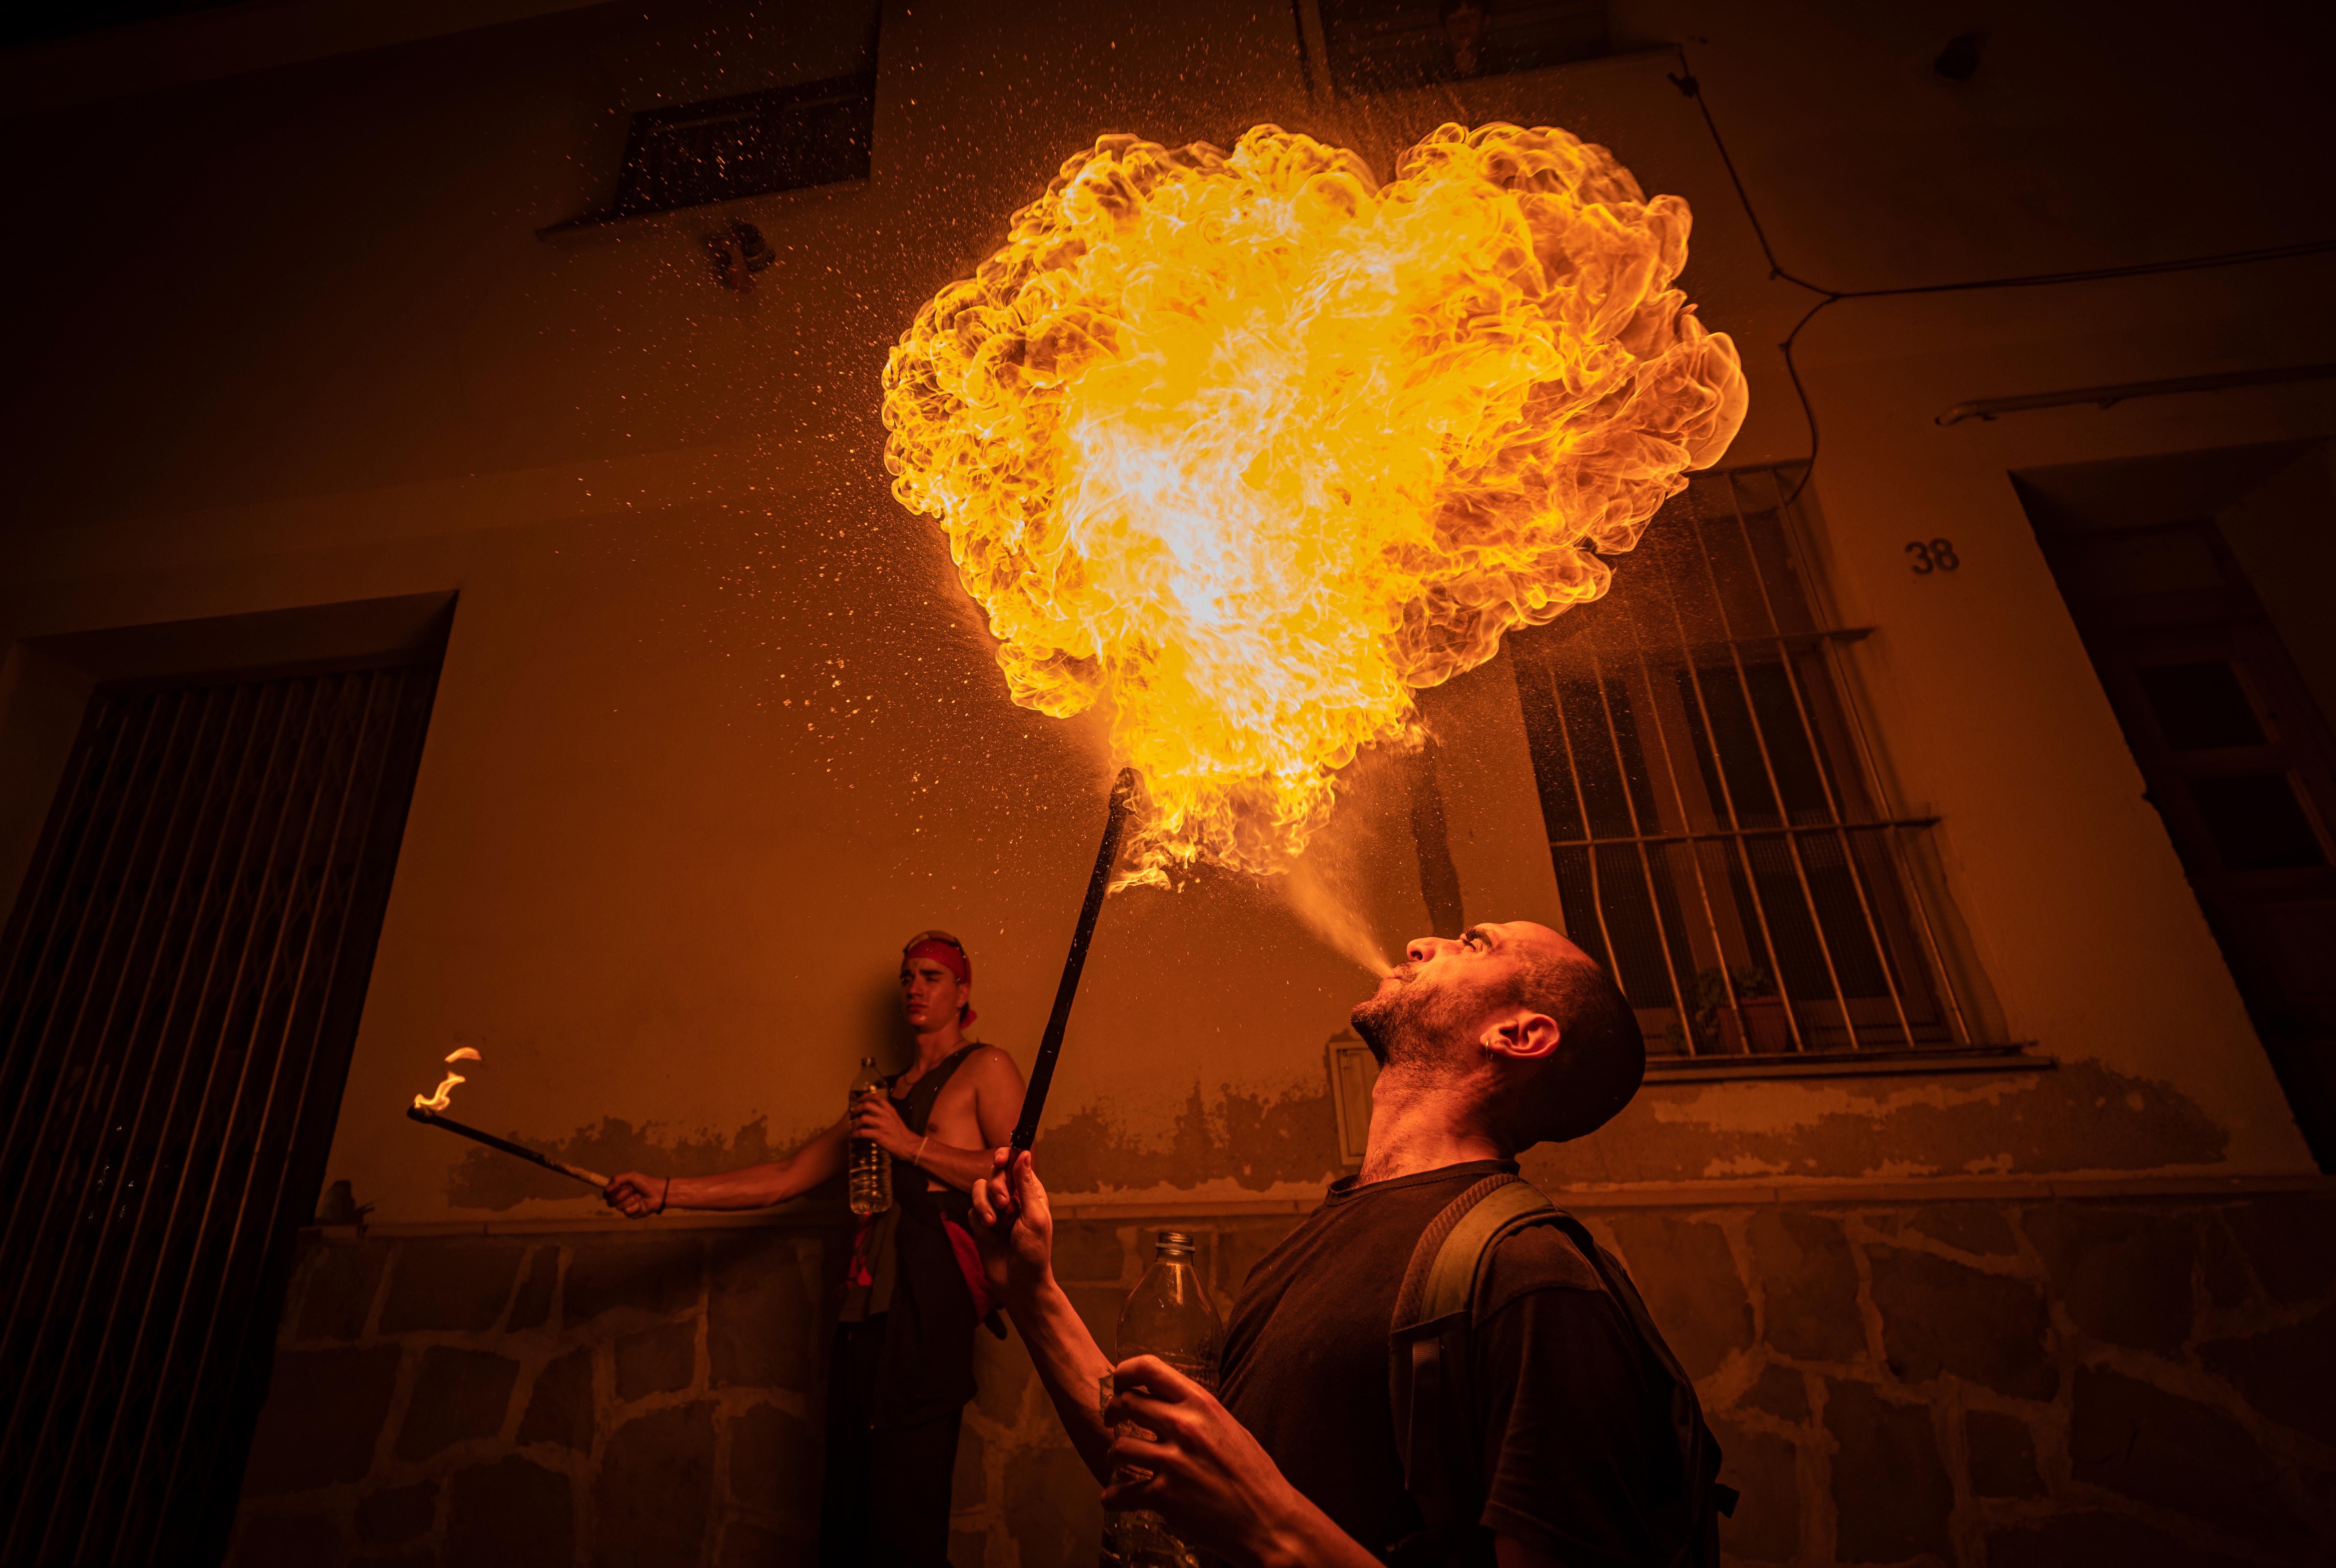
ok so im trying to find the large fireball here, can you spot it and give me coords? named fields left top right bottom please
left=882, top=122, right=1747, bottom=882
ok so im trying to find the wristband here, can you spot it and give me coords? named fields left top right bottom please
left=660, top=1176, right=672, bottom=1215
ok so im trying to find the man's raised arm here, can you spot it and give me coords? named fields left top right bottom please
left=604, top=1118, right=850, bottom=1216
left=969, top=1149, right=1116, bottom=1482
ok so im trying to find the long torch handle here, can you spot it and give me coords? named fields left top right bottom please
left=1009, top=767, right=1139, bottom=1154
left=407, top=1106, right=612, bottom=1189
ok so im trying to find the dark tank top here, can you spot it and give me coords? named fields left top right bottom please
left=852, top=1045, right=991, bottom=1428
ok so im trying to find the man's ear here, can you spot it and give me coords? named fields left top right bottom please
left=1483, top=1011, right=1562, bottom=1062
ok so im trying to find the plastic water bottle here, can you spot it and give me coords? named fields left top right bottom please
left=1104, top=1231, right=1223, bottom=1568
left=847, top=1057, right=892, bottom=1216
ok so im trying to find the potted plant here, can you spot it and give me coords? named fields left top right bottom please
left=1690, top=964, right=1790, bottom=1054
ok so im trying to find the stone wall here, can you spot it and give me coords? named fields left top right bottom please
left=232, top=1219, right=841, bottom=1568
left=233, top=1185, right=2336, bottom=1567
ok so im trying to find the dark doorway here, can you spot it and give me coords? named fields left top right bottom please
left=2018, top=446, right=2336, bottom=1169
left=0, top=632, right=445, bottom=1564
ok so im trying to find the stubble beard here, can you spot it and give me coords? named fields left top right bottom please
left=1352, top=972, right=1469, bottom=1072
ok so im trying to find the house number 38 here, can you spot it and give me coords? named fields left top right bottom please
left=1906, top=539, right=1960, bottom=574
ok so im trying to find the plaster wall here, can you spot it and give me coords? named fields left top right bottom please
left=1, top=0, right=2331, bottom=1234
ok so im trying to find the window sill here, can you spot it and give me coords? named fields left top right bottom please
left=1643, top=1044, right=2048, bottom=1083
left=535, top=177, right=871, bottom=244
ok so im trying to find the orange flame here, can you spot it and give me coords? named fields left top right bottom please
left=882, top=122, right=1747, bottom=880
left=414, top=1047, right=483, bottom=1112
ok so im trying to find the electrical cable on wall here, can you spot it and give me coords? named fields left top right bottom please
left=1667, top=48, right=2336, bottom=505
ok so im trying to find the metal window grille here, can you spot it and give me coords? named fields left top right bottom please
left=1316, top=0, right=1611, bottom=95
left=1511, top=464, right=1974, bottom=1058
left=0, top=656, right=441, bottom=1566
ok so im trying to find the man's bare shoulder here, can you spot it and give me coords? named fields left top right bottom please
left=960, top=1043, right=1026, bottom=1084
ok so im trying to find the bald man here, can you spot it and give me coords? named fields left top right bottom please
left=974, top=921, right=1723, bottom=1568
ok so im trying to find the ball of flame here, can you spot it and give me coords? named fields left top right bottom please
left=882, top=122, right=1747, bottom=880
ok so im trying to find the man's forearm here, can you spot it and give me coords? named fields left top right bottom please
left=666, top=1162, right=803, bottom=1210
left=1008, top=1278, right=1116, bottom=1483
left=903, top=1138, right=995, bottom=1194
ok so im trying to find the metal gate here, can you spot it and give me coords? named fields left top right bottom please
left=0, top=655, right=441, bottom=1564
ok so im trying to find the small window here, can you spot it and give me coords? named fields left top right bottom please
left=1510, top=465, right=1982, bottom=1062
left=1316, top=0, right=1611, bottom=96
left=545, top=15, right=878, bottom=236
left=603, top=75, right=873, bottom=219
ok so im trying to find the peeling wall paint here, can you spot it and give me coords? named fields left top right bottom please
left=440, top=1059, right=2235, bottom=1215
left=1529, top=1061, right=2231, bottom=1189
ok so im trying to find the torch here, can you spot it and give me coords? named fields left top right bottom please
left=1008, top=766, right=1139, bottom=1155
left=407, top=1048, right=611, bottom=1190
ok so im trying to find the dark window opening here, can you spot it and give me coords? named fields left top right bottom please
left=607, top=74, right=874, bottom=219
left=1316, top=0, right=1611, bottom=96
left=0, top=638, right=445, bottom=1564
left=2016, top=445, right=2336, bottom=1171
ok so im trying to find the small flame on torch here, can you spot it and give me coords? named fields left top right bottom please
left=414, top=1047, right=483, bottom=1112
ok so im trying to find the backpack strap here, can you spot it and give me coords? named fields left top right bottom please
left=1385, top=1175, right=1735, bottom=1568
left=1386, top=1174, right=1549, bottom=1565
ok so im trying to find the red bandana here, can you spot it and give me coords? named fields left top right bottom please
left=903, top=937, right=975, bottom=1027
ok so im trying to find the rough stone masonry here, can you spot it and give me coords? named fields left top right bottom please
left=232, top=1186, right=2336, bottom=1568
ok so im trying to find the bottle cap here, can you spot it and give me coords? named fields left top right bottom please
left=1155, top=1230, right=1195, bottom=1256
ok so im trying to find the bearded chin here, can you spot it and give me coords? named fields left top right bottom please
left=1352, top=988, right=1439, bottom=1069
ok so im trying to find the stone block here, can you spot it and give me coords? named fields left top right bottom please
left=1985, top=1512, right=2257, bottom=1568
left=240, top=1344, right=403, bottom=1496
left=1906, top=1203, right=2016, bottom=1257
left=294, top=1240, right=390, bottom=1342
left=230, top=1510, right=345, bottom=1566
left=718, top=1519, right=815, bottom=1567
left=2070, top=1366, right=2304, bottom=1540
left=378, top=1243, right=526, bottom=1333
left=508, top=1246, right=559, bottom=1332
left=2198, top=1217, right=2253, bottom=1312
left=595, top=1402, right=718, bottom=1568
left=617, top=1320, right=698, bottom=1400
left=1964, top=1409, right=2043, bottom=1498
left=1867, top=1244, right=2054, bottom=1400
left=397, top=1347, right=521, bottom=1461
left=728, top=1402, right=821, bottom=1533
left=1749, top=1209, right=1863, bottom=1363
left=1825, top=1382, right=1951, bottom=1564
left=1050, top=1222, right=1129, bottom=1284
left=445, top=1455, right=574, bottom=1568
left=1603, top=1214, right=1753, bottom=1380
left=1741, top=1363, right=1808, bottom=1424
left=2025, top=1203, right=2195, bottom=1357
left=1709, top=1420, right=1797, bottom=1563
left=1004, top=1445, right=1104, bottom=1568
left=2219, top=1195, right=2336, bottom=1305
left=972, top=1321, right=1035, bottom=1426
left=517, top=1347, right=594, bottom=1453
left=565, top=1237, right=705, bottom=1324
left=952, top=1420, right=987, bottom=1508
left=2201, top=1304, right=2336, bottom=1445
left=709, top=1231, right=816, bottom=1391
left=354, top=1479, right=437, bottom=1546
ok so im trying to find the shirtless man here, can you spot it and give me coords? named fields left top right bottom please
left=604, top=931, right=1026, bottom=1568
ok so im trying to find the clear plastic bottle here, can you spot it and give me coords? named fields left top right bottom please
left=1103, top=1231, right=1223, bottom=1568
left=847, top=1057, right=893, bottom=1216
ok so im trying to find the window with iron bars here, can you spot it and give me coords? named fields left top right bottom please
left=1509, top=463, right=1983, bottom=1064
